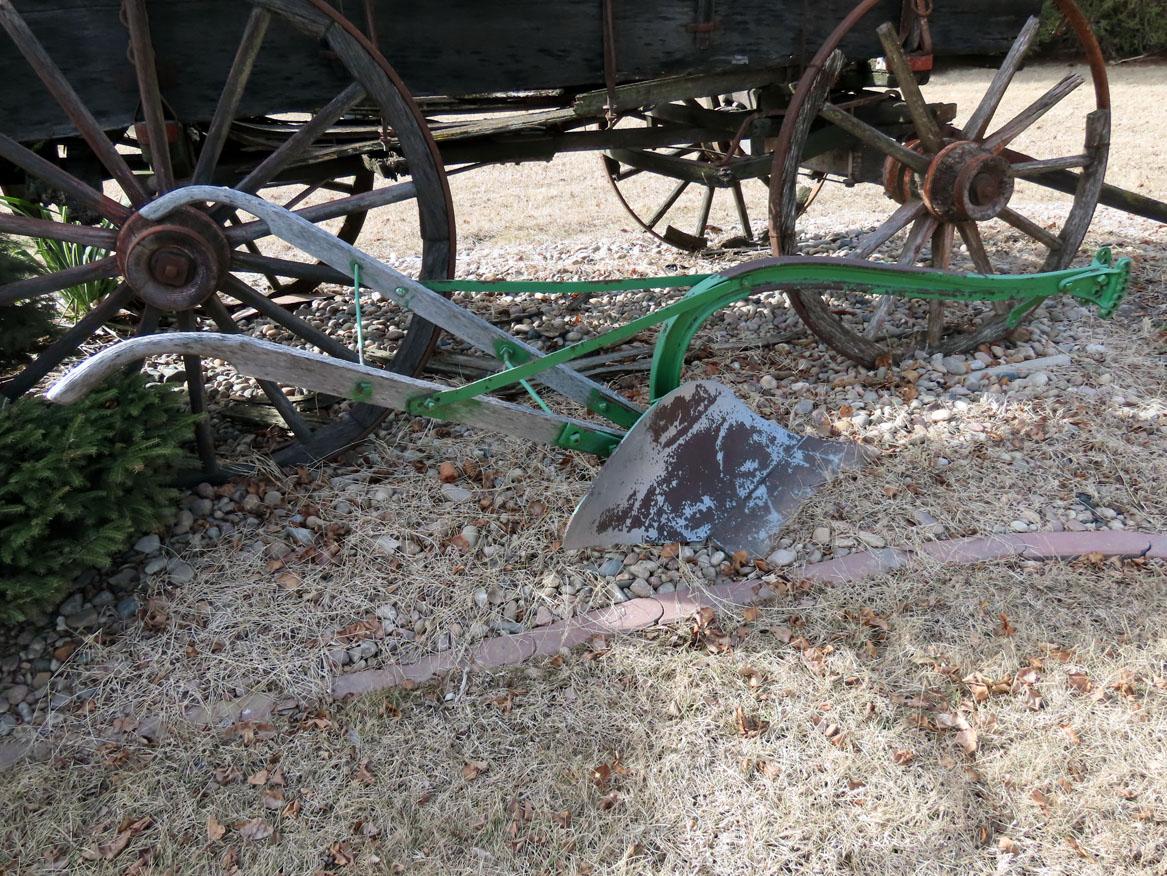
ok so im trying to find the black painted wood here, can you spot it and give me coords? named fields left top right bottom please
left=2, top=0, right=1041, bottom=142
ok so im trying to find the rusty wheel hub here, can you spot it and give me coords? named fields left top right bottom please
left=117, top=207, right=230, bottom=311
left=884, top=140, right=1014, bottom=224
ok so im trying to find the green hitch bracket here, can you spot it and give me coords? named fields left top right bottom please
left=351, top=380, right=374, bottom=403
left=1056, top=247, right=1130, bottom=319
left=555, top=423, right=622, bottom=458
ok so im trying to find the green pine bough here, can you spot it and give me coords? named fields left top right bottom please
left=0, top=375, right=197, bottom=623
left=406, top=248, right=1129, bottom=447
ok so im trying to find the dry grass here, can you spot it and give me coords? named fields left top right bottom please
left=2, top=559, right=1164, bottom=873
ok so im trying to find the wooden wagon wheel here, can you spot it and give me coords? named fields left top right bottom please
left=0, top=0, right=455, bottom=474
left=769, top=0, right=1110, bottom=367
left=602, top=96, right=782, bottom=252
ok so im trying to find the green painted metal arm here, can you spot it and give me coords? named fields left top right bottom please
left=412, top=249, right=1130, bottom=421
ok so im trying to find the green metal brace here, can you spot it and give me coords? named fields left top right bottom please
left=407, top=250, right=1129, bottom=440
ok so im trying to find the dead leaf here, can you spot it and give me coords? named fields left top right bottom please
left=734, top=706, right=770, bottom=738
left=591, top=763, right=612, bottom=789
left=274, top=571, right=302, bottom=591
left=892, top=749, right=915, bottom=765
left=955, top=728, right=978, bottom=755
left=998, top=612, right=1015, bottom=637
left=1060, top=723, right=1082, bottom=746
left=742, top=606, right=759, bottom=623
left=236, top=818, right=273, bottom=842
left=598, top=791, right=620, bottom=810
left=262, top=788, right=285, bottom=810
left=438, top=461, right=459, bottom=483
left=207, top=815, right=227, bottom=842
left=214, top=764, right=242, bottom=785
left=552, top=810, right=572, bottom=828
left=330, top=841, right=355, bottom=867
left=462, top=760, right=488, bottom=780
left=247, top=768, right=269, bottom=786
left=1031, top=789, right=1051, bottom=813
left=353, top=760, right=375, bottom=785
left=998, top=836, right=1019, bottom=854
left=1067, top=671, right=1093, bottom=693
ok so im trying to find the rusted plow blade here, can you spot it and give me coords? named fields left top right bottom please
left=564, top=380, right=862, bottom=556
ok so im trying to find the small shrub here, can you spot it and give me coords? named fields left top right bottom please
left=1041, top=0, right=1167, bottom=59
left=0, top=240, right=56, bottom=361
left=0, top=374, right=196, bottom=623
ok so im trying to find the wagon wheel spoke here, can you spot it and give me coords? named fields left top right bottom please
left=927, top=223, right=955, bottom=347
left=0, top=212, right=118, bottom=248
left=282, top=181, right=326, bottom=211
left=0, top=256, right=119, bottom=307
left=1009, top=155, right=1090, bottom=177
left=982, top=74, right=1085, bottom=153
left=122, top=0, right=174, bottom=191
left=175, top=311, right=220, bottom=476
left=224, top=179, right=418, bottom=247
left=1, top=283, right=133, bottom=399
left=0, top=133, right=129, bottom=224
left=819, top=104, right=932, bottom=173
left=997, top=206, right=1063, bottom=253
left=864, top=215, right=935, bottom=340
left=694, top=185, right=715, bottom=241
left=221, top=274, right=356, bottom=362
left=956, top=221, right=1012, bottom=317
left=202, top=295, right=316, bottom=445
left=962, top=16, right=1042, bottom=139
left=875, top=22, right=943, bottom=153
left=730, top=182, right=752, bottom=240
left=0, top=3, right=146, bottom=204
left=853, top=200, right=925, bottom=259
left=230, top=251, right=348, bottom=286
left=232, top=82, right=367, bottom=198
left=192, top=7, right=271, bottom=185
left=645, top=180, right=690, bottom=229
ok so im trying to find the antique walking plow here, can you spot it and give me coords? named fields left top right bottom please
left=47, top=187, right=1130, bottom=556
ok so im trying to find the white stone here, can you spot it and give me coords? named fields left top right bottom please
left=766, top=548, right=797, bottom=567
left=373, top=535, right=401, bottom=555
left=441, top=484, right=472, bottom=503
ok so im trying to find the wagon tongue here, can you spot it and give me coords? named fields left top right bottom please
left=564, top=380, right=862, bottom=558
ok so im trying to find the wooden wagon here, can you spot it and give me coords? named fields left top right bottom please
left=0, top=0, right=1151, bottom=473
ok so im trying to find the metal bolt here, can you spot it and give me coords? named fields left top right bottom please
left=149, top=246, right=194, bottom=287
left=567, top=432, right=581, bottom=445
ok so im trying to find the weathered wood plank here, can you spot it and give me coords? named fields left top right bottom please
left=2, top=0, right=1043, bottom=142
left=45, top=332, right=624, bottom=451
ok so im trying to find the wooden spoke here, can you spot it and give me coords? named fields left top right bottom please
left=122, top=0, right=173, bottom=191
left=134, top=304, right=162, bottom=337
left=0, top=3, right=147, bottom=204
left=731, top=182, right=752, bottom=240
left=876, top=22, right=943, bottom=153
left=957, top=222, right=994, bottom=274
left=927, top=224, right=955, bottom=347
left=282, top=181, right=325, bottom=211
left=0, top=133, right=129, bottom=224
left=646, top=179, right=689, bottom=229
left=224, top=180, right=417, bottom=246
left=175, top=311, right=219, bottom=476
left=231, top=251, right=348, bottom=286
left=221, top=274, right=356, bottom=362
left=854, top=200, right=925, bottom=259
left=233, top=83, right=366, bottom=198
left=982, top=74, right=1085, bottom=153
left=963, top=16, right=1042, bottom=140
left=694, top=185, right=715, bottom=240
left=997, top=206, right=1063, bottom=252
left=0, top=211, right=117, bottom=247
left=1, top=283, right=132, bottom=398
left=864, top=215, right=936, bottom=340
left=1010, top=155, right=1089, bottom=177
left=202, top=295, right=316, bottom=445
left=0, top=255, right=119, bottom=306
left=820, top=103, right=932, bottom=173
left=191, top=7, right=271, bottom=185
